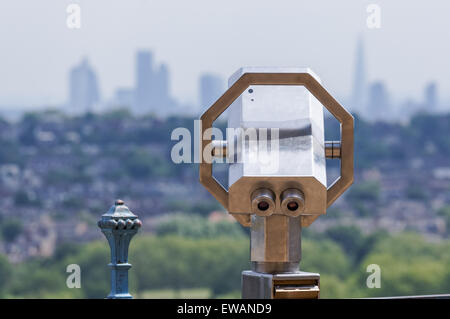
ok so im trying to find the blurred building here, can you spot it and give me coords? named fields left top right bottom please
left=113, top=88, right=135, bottom=109
left=134, top=51, right=175, bottom=115
left=68, top=58, right=100, bottom=113
left=154, top=63, right=176, bottom=115
left=199, top=73, right=224, bottom=113
left=351, top=37, right=367, bottom=117
left=135, top=51, right=154, bottom=113
left=424, top=82, right=438, bottom=112
left=367, top=81, right=391, bottom=121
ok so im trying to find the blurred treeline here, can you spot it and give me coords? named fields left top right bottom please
left=2, top=109, right=450, bottom=175
left=1, top=110, right=450, bottom=298
left=1, top=213, right=450, bottom=299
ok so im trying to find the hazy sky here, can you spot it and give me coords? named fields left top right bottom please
left=0, top=0, right=449, bottom=108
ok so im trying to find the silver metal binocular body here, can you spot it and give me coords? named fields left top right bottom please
left=227, top=67, right=327, bottom=220
left=224, top=68, right=326, bottom=271
left=200, top=67, right=354, bottom=294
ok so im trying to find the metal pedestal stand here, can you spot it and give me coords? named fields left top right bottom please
left=241, top=215, right=320, bottom=299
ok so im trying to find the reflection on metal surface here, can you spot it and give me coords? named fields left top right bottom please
left=250, top=215, right=301, bottom=272
left=274, top=285, right=320, bottom=299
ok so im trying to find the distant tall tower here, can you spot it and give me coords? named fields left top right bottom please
left=69, top=58, right=100, bottom=113
left=134, top=51, right=175, bottom=115
left=367, top=81, right=391, bottom=121
left=424, top=82, right=438, bottom=112
left=199, top=74, right=224, bottom=113
left=154, top=64, right=171, bottom=109
left=351, top=36, right=367, bottom=117
left=135, top=51, right=154, bottom=113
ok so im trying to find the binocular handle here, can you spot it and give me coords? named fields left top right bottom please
left=199, top=72, right=354, bottom=227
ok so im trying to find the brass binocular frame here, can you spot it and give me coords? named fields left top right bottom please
left=199, top=72, right=354, bottom=227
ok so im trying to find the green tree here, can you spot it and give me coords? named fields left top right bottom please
left=124, top=149, right=171, bottom=179
left=324, top=226, right=364, bottom=263
left=437, top=206, right=450, bottom=237
left=9, top=260, right=67, bottom=298
left=1, top=219, right=24, bottom=243
left=405, top=184, right=428, bottom=201
left=0, top=254, right=12, bottom=297
left=347, top=180, right=381, bottom=202
left=356, top=233, right=450, bottom=297
left=155, top=214, right=245, bottom=239
left=130, top=235, right=249, bottom=297
left=62, top=241, right=110, bottom=298
left=301, top=239, right=352, bottom=279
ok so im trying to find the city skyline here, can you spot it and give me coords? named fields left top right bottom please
left=1, top=1, right=450, bottom=110
left=350, top=36, right=367, bottom=116
left=134, top=50, right=174, bottom=115
left=349, top=37, right=442, bottom=121
left=63, top=41, right=445, bottom=120
left=66, top=49, right=227, bottom=117
left=0, top=41, right=444, bottom=122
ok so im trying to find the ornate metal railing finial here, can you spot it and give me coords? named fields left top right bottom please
left=98, top=199, right=142, bottom=299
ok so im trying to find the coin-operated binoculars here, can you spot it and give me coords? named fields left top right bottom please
left=199, top=67, right=354, bottom=299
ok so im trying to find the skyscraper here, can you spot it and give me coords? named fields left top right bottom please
left=367, top=81, right=391, bottom=121
left=134, top=51, right=174, bottom=115
left=69, top=58, right=100, bottom=113
left=154, top=63, right=171, bottom=109
left=351, top=36, right=367, bottom=117
left=424, top=82, right=438, bottom=112
left=199, top=73, right=224, bottom=113
left=135, top=51, right=154, bottom=113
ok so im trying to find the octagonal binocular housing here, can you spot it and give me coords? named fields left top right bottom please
left=200, top=67, right=353, bottom=227
left=227, top=67, right=326, bottom=218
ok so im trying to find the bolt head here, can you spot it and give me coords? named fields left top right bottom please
left=115, top=199, right=125, bottom=206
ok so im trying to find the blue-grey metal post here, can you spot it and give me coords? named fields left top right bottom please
left=98, top=199, right=142, bottom=299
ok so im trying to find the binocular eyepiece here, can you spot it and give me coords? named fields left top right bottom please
left=251, top=188, right=305, bottom=217
left=251, top=189, right=276, bottom=216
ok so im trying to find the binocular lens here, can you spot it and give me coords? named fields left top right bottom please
left=287, top=201, right=299, bottom=211
left=257, top=201, right=270, bottom=211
